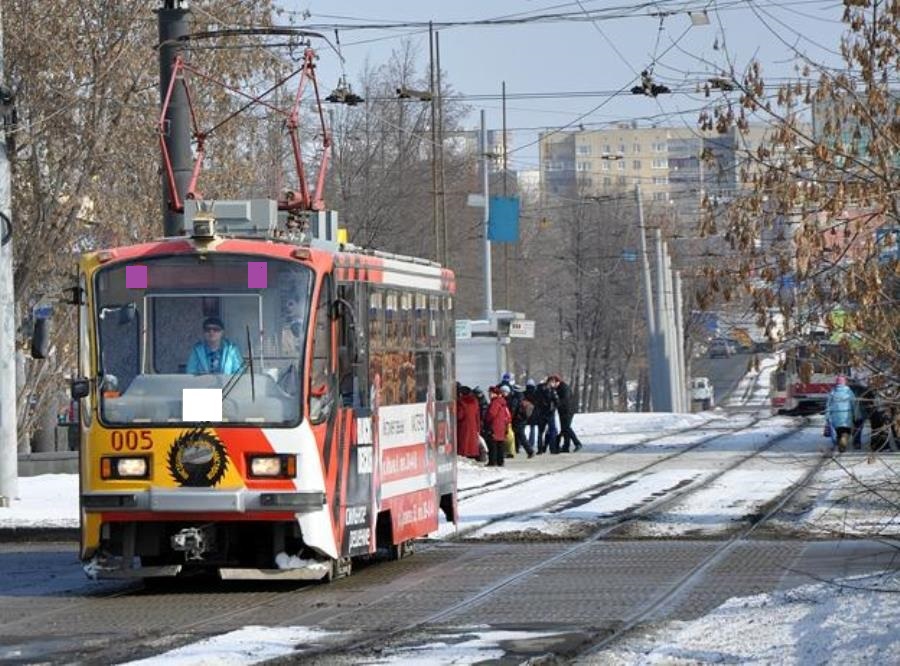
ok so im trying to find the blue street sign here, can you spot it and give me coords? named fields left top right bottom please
left=487, top=196, right=520, bottom=243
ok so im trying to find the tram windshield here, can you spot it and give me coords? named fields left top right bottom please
left=94, top=254, right=313, bottom=426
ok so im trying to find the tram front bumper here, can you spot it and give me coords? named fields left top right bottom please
left=82, top=489, right=326, bottom=513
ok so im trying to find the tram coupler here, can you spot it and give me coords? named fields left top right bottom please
left=171, top=525, right=215, bottom=560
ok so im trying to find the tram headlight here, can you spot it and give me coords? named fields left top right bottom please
left=101, top=456, right=150, bottom=479
left=248, top=454, right=296, bottom=479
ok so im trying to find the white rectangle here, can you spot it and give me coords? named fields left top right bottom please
left=381, top=474, right=434, bottom=499
left=182, top=388, right=223, bottom=422
left=467, top=194, right=485, bottom=207
left=509, top=319, right=535, bottom=338
left=356, top=417, right=373, bottom=444
left=455, top=320, right=472, bottom=339
left=377, top=403, right=428, bottom=449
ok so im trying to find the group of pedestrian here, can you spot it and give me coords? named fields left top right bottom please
left=456, top=372, right=583, bottom=467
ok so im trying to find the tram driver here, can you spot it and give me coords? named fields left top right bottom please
left=186, top=317, right=244, bottom=375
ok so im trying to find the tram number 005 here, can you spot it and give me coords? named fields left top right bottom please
left=111, top=430, right=153, bottom=451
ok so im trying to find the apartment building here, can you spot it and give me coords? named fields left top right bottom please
left=539, top=124, right=774, bottom=220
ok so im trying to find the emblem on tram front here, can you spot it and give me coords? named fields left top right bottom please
left=167, top=428, right=229, bottom=487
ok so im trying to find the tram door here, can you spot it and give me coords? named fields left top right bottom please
left=336, top=282, right=376, bottom=557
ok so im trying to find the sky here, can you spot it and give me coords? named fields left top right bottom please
left=272, top=0, right=849, bottom=168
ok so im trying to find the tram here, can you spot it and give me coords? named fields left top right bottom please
left=65, top=203, right=457, bottom=580
left=43, top=30, right=459, bottom=580
left=776, top=339, right=850, bottom=414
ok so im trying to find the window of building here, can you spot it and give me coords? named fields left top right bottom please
left=652, top=159, right=668, bottom=169
left=603, top=177, right=611, bottom=186
left=633, top=143, right=641, bottom=154
left=632, top=160, right=641, bottom=170
left=578, top=176, right=593, bottom=187
left=603, top=144, right=611, bottom=154
left=653, top=191, right=668, bottom=201
left=577, top=144, right=591, bottom=155
left=653, top=176, right=669, bottom=185
left=601, top=160, right=610, bottom=171
left=577, top=161, right=591, bottom=172
left=653, top=141, right=667, bottom=153
left=617, top=176, right=626, bottom=185
left=617, top=160, right=625, bottom=170
left=617, top=143, right=626, bottom=154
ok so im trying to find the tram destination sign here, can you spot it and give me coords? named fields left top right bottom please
left=508, top=320, right=535, bottom=339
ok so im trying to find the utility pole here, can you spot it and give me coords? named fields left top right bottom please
left=674, top=270, right=686, bottom=411
left=157, top=0, right=192, bottom=237
left=481, top=110, right=493, bottom=319
left=429, top=22, right=439, bottom=263
left=636, top=184, right=660, bottom=411
left=655, top=228, right=674, bottom=411
left=501, top=81, right=510, bottom=309
left=435, top=31, right=448, bottom=267
left=0, top=1, right=16, bottom=505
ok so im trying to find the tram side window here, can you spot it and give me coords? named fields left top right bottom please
left=399, top=292, right=413, bottom=349
left=337, top=283, right=366, bottom=408
left=414, top=293, right=428, bottom=346
left=384, top=290, right=399, bottom=349
left=444, top=295, right=454, bottom=343
left=434, top=352, right=447, bottom=401
left=368, top=291, right=383, bottom=352
left=429, top=294, right=441, bottom=345
left=414, top=351, right=430, bottom=402
left=309, top=277, right=333, bottom=423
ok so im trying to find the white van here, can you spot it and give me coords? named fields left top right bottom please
left=691, top=377, right=715, bottom=410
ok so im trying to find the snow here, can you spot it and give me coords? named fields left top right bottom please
left=118, top=626, right=334, bottom=666
left=0, top=474, right=79, bottom=528
left=600, top=571, right=900, bottom=665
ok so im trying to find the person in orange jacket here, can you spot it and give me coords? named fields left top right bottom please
left=484, top=385, right=512, bottom=467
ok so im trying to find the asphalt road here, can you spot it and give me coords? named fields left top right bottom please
left=691, top=351, right=756, bottom=407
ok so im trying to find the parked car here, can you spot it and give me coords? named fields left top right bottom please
left=709, top=338, right=736, bottom=358
left=691, top=377, right=715, bottom=410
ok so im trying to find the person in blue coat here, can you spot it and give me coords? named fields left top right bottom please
left=186, top=317, right=244, bottom=375
left=825, top=375, right=859, bottom=452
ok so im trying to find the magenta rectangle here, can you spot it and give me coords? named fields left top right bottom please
left=126, top=265, right=147, bottom=289
left=247, top=262, right=267, bottom=289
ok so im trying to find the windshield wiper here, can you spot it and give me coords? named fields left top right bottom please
left=246, top=324, right=256, bottom=402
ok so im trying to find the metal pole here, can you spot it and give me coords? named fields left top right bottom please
left=435, top=31, right=448, bottom=267
left=0, top=1, right=17, bottom=505
left=429, top=22, right=439, bottom=263
left=501, top=81, right=510, bottom=308
left=158, top=1, right=192, bottom=237
left=636, top=184, right=658, bottom=411
left=481, top=110, right=493, bottom=319
left=674, top=270, right=687, bottom=412
left=655, top=229, right=673, bottom=411
left=662, top=242, right=679, bottom=411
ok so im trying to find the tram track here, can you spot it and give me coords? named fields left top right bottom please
left=458, top=417, right=769, bottom=501
left=259, top=418, right=819, bottom=664
left=449, top=413, right=782, bottom=541
left=575, top=428, right=831, bottom=661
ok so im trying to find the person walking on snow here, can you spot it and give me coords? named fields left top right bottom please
left=549, top=374, right=582, bottom=452
left=826, top=375, right=859, bottom=453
